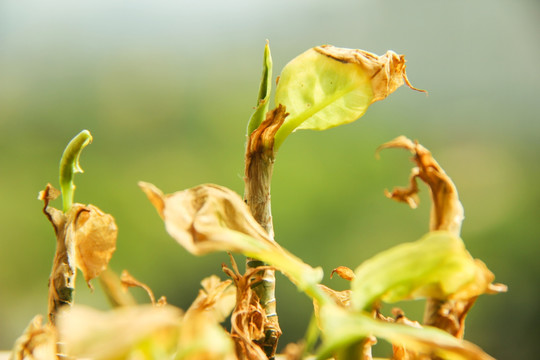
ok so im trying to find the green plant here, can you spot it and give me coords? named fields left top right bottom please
left=6, top=42, right=505, bottom=360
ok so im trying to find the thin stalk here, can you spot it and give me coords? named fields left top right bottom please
left=48, top=217, right=75, bottom=324
left=244, top=106, right=287, bottom=359
left=45, top=130, right=92, bottom=323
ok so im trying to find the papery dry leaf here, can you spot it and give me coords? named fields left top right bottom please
left=330, top=266, right=355, bottom=281
left=40, top=184, right=117, bottom=322
left=175, top=275, right=237, bottom=360
left=67, top=204, right=117, bottom=285
left=314, top=45, right=426, bottom=104
left=223, top=256, right=274, bottom=360
left=139, top=181, right=323, bottom=288
left=9, top=315, right=56, bottom=360
left=139, top=181, right=270, bottom=255
left=377, top=137, right=507, bottom=341
left=317, top=285, right=352, bottom=309
left=377, top=136, right=464, bottom=236
left=120, top=270, right=163, bottom=306
left=185, top=275, right=235, bottom=323
left=391, top=309, right=424, bottom=360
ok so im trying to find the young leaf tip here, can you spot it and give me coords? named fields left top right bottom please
left=59, top=130, right=93, bottom=213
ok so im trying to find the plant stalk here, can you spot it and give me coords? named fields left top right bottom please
left=244, top=106, right=287, bottom=359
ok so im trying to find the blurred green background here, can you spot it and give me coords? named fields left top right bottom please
left=1, top=0, right=538, bottom=358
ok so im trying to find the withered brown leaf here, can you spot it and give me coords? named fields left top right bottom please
left=377, top=136, right=464, bottom=236
left=139, top=181, right=270, bottom=255
left=68, top=204, right=117, bottom=285
left=314, top=45, right=427, bottom=104
left=9, top=315, right=57, bottom=360
left=40, top=184, right=117, bottom=322
left=330, top=266, right=356, bottom=281
left=223, top=256, right=274, bottom=360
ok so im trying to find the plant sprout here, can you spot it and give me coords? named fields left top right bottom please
left=6, top=43, right=506, bottom=360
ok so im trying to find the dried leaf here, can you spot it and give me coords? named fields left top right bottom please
left=317, top=285, right=352, bottom=309
left=274, top=45, right=425, bottom=149
left=330, top=266, right=355, bottom=281
left=67, top=204, right=117, bottom=285
left=120, top=270, right=163, bottom=306
left=139, top=181, right=269, bottom=255
left=9, top=315, right=56, bottom=360
left=57, top=304, right=182, bottom=360
left=351, top=232, right=499, bottom=311
left=377, top=136, right=464, bottom=236
left=139, top=181, right=323, bottom=289
left=223, top=257, right=271, bottom=360
left=177, top=276, right=237, bottom=360
left=41, top=184, right=118, bottom=321
left=377, top=136, right=507, bottom=337
left=185, top=275, right=236, bottom=323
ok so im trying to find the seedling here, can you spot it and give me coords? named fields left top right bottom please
left=6, top=42, right=506, bottom=360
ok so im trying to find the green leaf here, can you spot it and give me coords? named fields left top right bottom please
left=59, top=130, right=92, bottom=212
left=273, top=47, right=373, bottom=149
left=273, top=46, right=423, bottom=150
left=351, top=231, right=495, bottom=311
left=246, top=41, right=273, bottom=136
left=315, top=304, right=493, bottom=360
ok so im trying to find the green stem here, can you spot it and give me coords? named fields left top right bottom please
left=59, top=130, right=92, bottom=212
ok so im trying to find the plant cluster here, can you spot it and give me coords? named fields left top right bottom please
left=5, top=43, right=506, bottom=360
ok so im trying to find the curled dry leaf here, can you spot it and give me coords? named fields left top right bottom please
left=68, top=203, right=117, bottom=285
left=314, top=45, right=426, bottom=104
left=139, top=181, right=323, bottom=289
left=139, top=181, right=269, bottom=255
left=376, top=136, right=464, bottom=237
left=390, top=309, right=423, bottom=360
left=330, top=266, right=355, bottom=281
left=9, top=315, right=56, bottom=360
left=177, top=275, right=237, bottom=360
left=40, top=184, right=117, bottom=322
left=120, top=270, right=165, bottom=306
left=223, top=256, right=273, bottom=360
left=377, top=136, right=507, bottom=338
left=185, top=274, right=236, bottom=323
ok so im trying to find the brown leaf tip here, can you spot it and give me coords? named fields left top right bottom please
left=314, top=45, right=427, bottom=101
left=138, top=181, right=166, bottom=218
left=330, top=266, right=355, bottom=281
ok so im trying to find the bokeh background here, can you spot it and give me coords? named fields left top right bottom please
left=1, top=0, right=538, bottom=358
